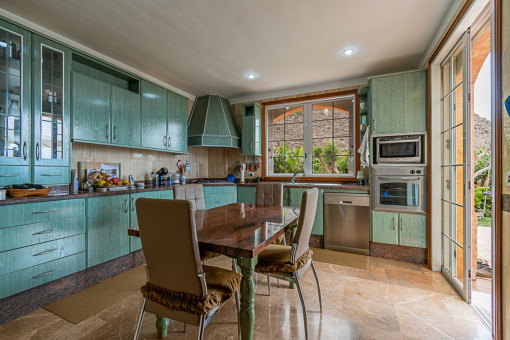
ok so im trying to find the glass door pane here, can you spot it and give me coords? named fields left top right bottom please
left=440, top=34, right=472, bottom=301
left=0, top=27, right=22, bottom=159
left=39, top=45, right=64, bottom=160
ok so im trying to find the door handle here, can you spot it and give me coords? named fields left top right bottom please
left=32, top=270, right=57, bottom=279
left=339, top=201, right=352, bottom=205
left=32, top=229, right=56, bottom=236
left=400, top=216, right=403, bottom=231
left=114, top=126, right=117, bottom=141
left=40, top=174, right=62, bottom=176
left=132, top=197, right=135, bottom=211
left=106, top=125, right=109, bottom=140
left=33, top=248, right=57, bottom=257
left=35, top=142, right=40, bottom=161
left=163, top=135, right=167, bottom=146
left=23, top=141, right=27, bottom=161
left=124, top=198, right=129, bottom=213
left=0, top=174, right=19, bottom=177
left=32, top=209, right=57, bottom=214
left=378, top=177, right=420, bottom=181
left=168, top=136, right=172, bottom=148
left=392, top=217, right=395, bottom=230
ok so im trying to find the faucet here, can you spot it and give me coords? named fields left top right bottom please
left=291, top=169, right=304, bottom=184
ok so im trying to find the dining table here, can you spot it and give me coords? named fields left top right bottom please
left=128, top=202, right=300, bottom=340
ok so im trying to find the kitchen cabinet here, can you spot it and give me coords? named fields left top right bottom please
left=369, top=69, right=427, bottom=134
left=241, top=103, right=262, bottom=156
left=87, top=195, right=130, bottom=267
left=204, top=186, right=236, bottom=209
left=167, top=91, right=188, bottom=153
left=0, top=20, right=32, bottom=185
left=111, top=86, right=141, bottom=147
left=160, top=189, right=174, bottom=200
left=129, top=191, right=160, bottom=252
left=371, top=211, right=427, bottom=248
left=71, top=72, right=111, bottom=143
left=141, top=81, right=167, bottom=150
left=285, top=187, right=324, bottom=235
left=237, top=186, right=256, bottom=204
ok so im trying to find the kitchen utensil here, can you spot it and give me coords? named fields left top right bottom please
left=227, top=174, right=235, bottom=182
left=7, top=188, right=51, bottom=197
left=0, top=189, right=6, bottom=200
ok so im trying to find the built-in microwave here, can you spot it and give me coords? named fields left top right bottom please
left=371, top=166, right=427, bottom=215
left=375, top=133, right=425, bottom=164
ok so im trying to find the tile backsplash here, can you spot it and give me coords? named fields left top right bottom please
left=71, top=143, right=261, bottom=181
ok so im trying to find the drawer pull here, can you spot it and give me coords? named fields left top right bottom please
left=0, top=174, right=19, bottom=177
left=32, top=270, right=57, bottom=279
left=32, top=209, right=57, bottom=214
left=40, top=174, right=62, bottom=177
left=33, top=248, right=58, bottom=257
left=32, top=229, right=56, bottom=236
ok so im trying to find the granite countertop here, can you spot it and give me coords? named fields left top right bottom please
left=0, top=180, right=366, bottom=206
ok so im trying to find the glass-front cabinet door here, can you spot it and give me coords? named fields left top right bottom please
left=32, top=35, right=70, bottom=168
left=0, top=20, right=31, bottom=174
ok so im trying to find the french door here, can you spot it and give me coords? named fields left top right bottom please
left=440, top=31, right=472, bottom=301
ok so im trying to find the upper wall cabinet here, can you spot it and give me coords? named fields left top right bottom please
left=167, top=91, right=187, bottom=154
left=369, top=69, right=427, bottom=134
left=111, top=86, right=140, bottom=147
left=241, top=102, right=262, bottom=156
left=32, top=35, right=71, bottom=168
left=71, top=72, right=111, bottom=143
left=0, top=20, right=31, bottom=185
left=141, top=81, right=167, bottom=150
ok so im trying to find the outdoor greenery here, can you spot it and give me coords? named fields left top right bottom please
left=273, top=139, right=349, bottom=174
left=474, top=147, right=491, bottom=186
left=474, top=186, right=492, bottom=218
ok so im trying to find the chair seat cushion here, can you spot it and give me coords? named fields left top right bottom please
left=255, top=245, right=313, bottom=274
left=140, top=266, right=241, bottom=315
left=200, top=250, right=221, bottom=261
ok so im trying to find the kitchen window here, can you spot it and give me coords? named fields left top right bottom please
left=265, top=94, right=356, bottom=178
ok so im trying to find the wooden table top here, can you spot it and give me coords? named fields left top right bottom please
left=128, top=203, right=300, bottom=258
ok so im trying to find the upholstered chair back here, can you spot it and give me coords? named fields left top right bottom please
left=293, top=188, right=318, bottom=262
left=174, top=184, right=206, bottom=211
left=256, top=182, right=283, bottom=206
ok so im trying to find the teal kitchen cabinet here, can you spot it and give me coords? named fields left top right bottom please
left=284, top=187, right=324, bottom=235
left=0, top=20, right=32, bottom=185
left=398, top=213, right=427, bottom=248
left=167, top=92, right=188, bottom=153
left=371, top=211, right=398, bottom=245
left=237, top=186, right=256, bottom=204
left=160, top=189, right=174, bottom=200
left=204, top=186, right=237, bottom=209
left=129, top=191, right=161, bottom=252
left=71, top=72, right=111, bottom=143
left=141, top=81, right=167, bottom=150
left=371, top=211, right=427, bottom=248
left=87, top=195, right=130, bottom=267
left=111, top=86, right=141, bottom=147
left=241, top=103, right=262, bottom=156
left=369, top=69, right=427, bottom=134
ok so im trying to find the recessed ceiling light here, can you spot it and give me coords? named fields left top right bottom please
left=246, top=73, right=256, bottom=79
left=343, top=48, right=355, bottom=56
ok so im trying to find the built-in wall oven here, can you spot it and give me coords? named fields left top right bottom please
left=375, top=133, right=425, bottom=164
left=371, top=165, right=427, bottom=215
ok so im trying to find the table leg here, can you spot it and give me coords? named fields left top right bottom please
left=238, top=256, right=258, bottom=340
left=155, top=315, right=169, bottom=339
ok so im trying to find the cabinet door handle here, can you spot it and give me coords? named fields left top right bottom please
left=23, top=141, right=27, bottom=161
left=40, top=174, right=62, bottom=177
left=36, top=142, right=40, bottom=161
left=33, top=248, right=58, bottom=257
left=392, top=217, right=395, bottom=230
left=106, top=125, right=109, bottom=140
left=131, top=197, right=135, bottom=211
left=400, top=216, right=403, bottom=231
left=163, top=135, right=167, bottom=146
left=32, top=269, right=57, bottom=279
left=0, top=174, right=19, bottom=177
left=124, top=198, right=128, bottom=213
left=168, top=136, right=172, bottom=148
left=32, top=229, right=56, bottom=236
left=113, top=126, right=117, bottom=141
left=250, top=141, right=253, bottom=150
left=373, top=118, right=376, bottom=132
left=32, top=209, right=57, bottom=214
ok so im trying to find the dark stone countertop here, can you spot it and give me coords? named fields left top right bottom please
left=237, top=181, right=370, bottom=191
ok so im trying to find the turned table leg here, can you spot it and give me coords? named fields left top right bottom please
left=155, top=315, right=169, bottom=339
left=239, top=256, right=258, bottom=340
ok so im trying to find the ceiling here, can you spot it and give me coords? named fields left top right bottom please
left=0, top=0, right=453, bottom=99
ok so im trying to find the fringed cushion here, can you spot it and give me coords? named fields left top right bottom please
left=273, top=233, right=286, bottom=245
left=140, top=266, right=241, bottom=315
left=255, top=246, right=313, bottom=274
left=200, top=250, right=221, bottom=262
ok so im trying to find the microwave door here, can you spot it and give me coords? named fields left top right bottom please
left=377, top=140, right=421, bottom=163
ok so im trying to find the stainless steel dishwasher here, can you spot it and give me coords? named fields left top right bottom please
left=324, top=193, right=370, bottom=255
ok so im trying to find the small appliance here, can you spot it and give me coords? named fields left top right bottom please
left=374, top=132, right=425, bottom=164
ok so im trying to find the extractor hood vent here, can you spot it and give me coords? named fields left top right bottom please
left=187, top=95, right=241, bottom=148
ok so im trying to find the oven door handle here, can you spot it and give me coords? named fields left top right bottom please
left=378, top=177, right=421, bottom=181
left=377, top=139, right=419, bottom=144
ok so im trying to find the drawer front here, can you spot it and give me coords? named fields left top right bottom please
left=0, top=165, right=30, bottom=187
left=0, top=216, right=85, bottom=253
left=33, top=166, right=70, bottom=185
left=0, top=252, right=85, bottom=299
left=0, top=234, right=85, bottom=275
left=203, top=186, right=236, bottom=195
left=160, top=190, right=174, bottom=200
left=0, top=198, right=85, bottom=229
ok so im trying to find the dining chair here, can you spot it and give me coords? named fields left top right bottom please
left=134, top=198, right=241, bottom=340
left=254, top=188, right=322, bottom=340
left=174, top=184, right=218, bottom=262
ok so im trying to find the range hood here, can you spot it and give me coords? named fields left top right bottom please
left=187, top=95, right=241, bottom=147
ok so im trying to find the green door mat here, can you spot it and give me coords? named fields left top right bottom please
left=44, top=265, right=147, bottom=324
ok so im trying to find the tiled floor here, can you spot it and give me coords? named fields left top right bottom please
left=0, top=252, right=492, bottom=339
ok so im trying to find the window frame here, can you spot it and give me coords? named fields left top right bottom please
left=262, top=90, right=359, bottom=181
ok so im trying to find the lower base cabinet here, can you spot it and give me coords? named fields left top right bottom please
left=87, top=195, right=130, bottom=267
left=129, top=191, right=162, bottom=252
left=371, top=211, right=427, bottom=248
left=204, top=186, right=236, bottom=209
left=237, top=186, right=256, bottom=204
